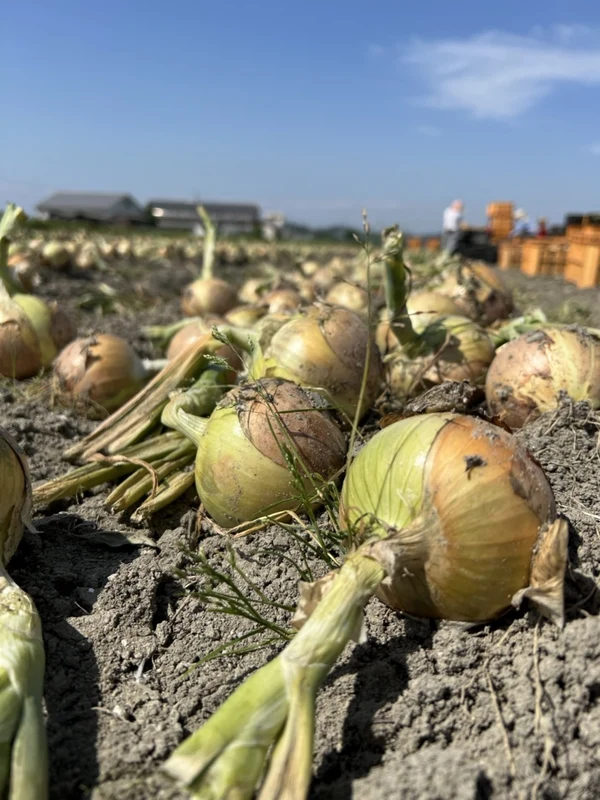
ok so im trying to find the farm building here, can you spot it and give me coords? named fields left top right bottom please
left=147, top=199, right=261, bottom=235
left=37, top=192, right=146, bottom=224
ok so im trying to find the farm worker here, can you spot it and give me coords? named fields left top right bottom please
left=441, top=199, right=464, bottom=255
left=510, top=209, right=535, bottom=237
left=537, top=217, right=548, bottom=238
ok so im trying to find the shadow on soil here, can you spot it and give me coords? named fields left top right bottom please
left=9, top=513, right=140, bottom=799
left=312, top=616, right=434, bottom=799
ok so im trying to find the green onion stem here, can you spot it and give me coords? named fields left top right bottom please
left=163, top=552, right=386, bottom=800
left=0, top=567, right=47, bottom=800
left=381, top=227, right=420, bottom=353
left=198, top=206, right=216, bottom=281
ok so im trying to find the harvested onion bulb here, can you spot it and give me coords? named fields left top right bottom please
left=164, top=412, right=567, bottom=799
left=181, top=278, right=238, bottom=317
left=162, top=378, right=346, bottom=527
left=261, top=304, right=382, bottom=420
left=54, top=334, right=147, bottom=416
left=0, top=427, right=48, bottom=798
left=485, top=326, right=600, bottom=428
left=437, top=261, right=513, bottom=325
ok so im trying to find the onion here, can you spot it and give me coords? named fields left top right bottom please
left=0, top=427, right=48, bottom=798
left=40, top=241, right=70, bottom=270
left=180, top=278, right=237, bottom=317
left=405, top=291, right=464, bottom=333
left=311, top=267, right=335, bottom=292
left=325, top=282, right=369, bottom=312
left=167, top=327, right=243, bottom=380
left=260, top=288, right=301, bottom=314
left=386, top=315, right=495, bottom=398
left=0, top=293, right=43, bottom=378
left=164, top=413, right=567, bottom=798
left=54, top=334, right=147, bottom=415
left=165, top=321, right=210, bottom=361
left=162, top=378, right=346, bottom=527
left=261, top=304, right=383, bottom=420
left=438, top=261, right=513, bottom=325
left=340, top=412, right=565, bottom=621
left=485, top=327, right=600, bottom=429
left=9, top=257, right=39, bottom=292
left=238, top=277, right=270, bottom=304
left=224, top=305, right=266, bottom=328
left=13, top=294, right=76, bottom=368
left=300, top=260, right=320, bottom=277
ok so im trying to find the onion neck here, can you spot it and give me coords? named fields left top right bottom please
left=381, top=227, right=421, bottom=353
left=162, top=552, right=386, bottom=798
left=0, top=204, right=27, bottom=297
left=161, top=378, right=217, bottom=447
left=198, top=205, right=216, bottom=280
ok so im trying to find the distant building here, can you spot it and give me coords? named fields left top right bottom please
left=148, top=199, right=261, bottom=235
left=37, top=192, right=145, bottom=224
left=279, top=222, right=315, bottom=241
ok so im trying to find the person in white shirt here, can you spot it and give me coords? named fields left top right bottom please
left=442, top=199, right=464, bottom=255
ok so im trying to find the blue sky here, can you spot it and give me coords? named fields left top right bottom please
left=3, top=0, right=600, bottom=232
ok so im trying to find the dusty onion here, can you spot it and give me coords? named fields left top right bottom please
left=0, top=427, right=48, bottom=798
left=325, top=282, right=369, bottom=312
left=485, top=327, right=600, bottom=429
left=164, top=412, right=567, bottom=799
left=405, top=291, right=464, bottom=333
left=162, top=378, right=346, bottom=527
left=54, top=334, right=147, bottom=416
left=181, top=278, right=237, bottom=317
left=438, top=261, right=513, bottom=325
left=261, top=304, right=383, bottom=420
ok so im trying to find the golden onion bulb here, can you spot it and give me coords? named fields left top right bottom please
left=260, top=288, right=301, bottom=314
left=262, top=304, right=383, bottom=420
left=485, top=327, right=600, bottom=429
left=13, top=295, right=76, bottom=368
left=225, top=305, right=267, bottom=328
left=40, top=242, right=70, bottom=270
left=0, top=293, right=43, bottom=379
left=340, top=413, right=564, bottom=622
left=181, top=278, right=237, bottom=317
left=0, top=426, right=33, bottom=562
left=405, top=291, right=464, bottom=333
left=167, top=327, right=242, bottom=381
left=53, top=334, right=147, bottom=416
left=438, top=261, right=513, bottom=325
left=325, top=282, right=369, bottom=313
left=166, top=379, right=346, bottom=528
left=386, top=315, right=495, bottom=398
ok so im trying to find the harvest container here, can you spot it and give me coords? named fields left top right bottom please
left=498, top=238, right=524, bottom=270
left=565, top=234, right=600, bottom=288
left=520, top=237, right=568, bottom=277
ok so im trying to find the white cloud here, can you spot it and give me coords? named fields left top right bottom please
left=417, top=124, right=441, bottom=137
left=402, top=25, right=600, bottom=119
left=590, top=143, right=600, bottom=155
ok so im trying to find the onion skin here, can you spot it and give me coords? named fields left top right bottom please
left=385, top=315, right=495, bottom=399
left=54, top=334, right=147, bottom=415
left=325, top=283, right=369, bottom=313
left=261, top=288, right=301, bottom=314
left=263, top=305, right=383, bottom=420
left=0, top=426, right=33, bottom=561
left=439, top=261, right=513, bottom=325
left=167, top=327, right=242, bottom=380
left=181, top=278, right=237, bottom=317
left=225, top=305, right=266, bottom=328
left=0, top=298, right=42, bottom=379
left=405, top=291, right=464, bottom=333
left=340, top=413, right=557, bottom=622
left=194, top=380, right=346, bottom=527
left=485, top=327, right=600, bottom=429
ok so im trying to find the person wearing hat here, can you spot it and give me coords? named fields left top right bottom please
left=510, top=209, right=535, bottom=237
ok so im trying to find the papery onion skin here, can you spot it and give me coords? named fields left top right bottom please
left=340, top=413, right=556, bottom=621
left=439, top=261, right=513, bottom=325
left=54, top=334, right=147, bottom=415
left=0, top=302, right=42, bottom=379
left=225, top=305, right=266, bottom=328
left=485, top=327, right=600, bottom=429
left=167, top=327, right=242, bottom=381
left=325, top=282, right=369, bottom=313
left=385, top=315, right=495, bottom=399
left=181, top=278, right=237, bottom=317
left=405, top=292, right=464, bottom=334
left=195, top=379, right=346, bottom=527
left=263, top=305, right=383, bottom=420
left=0, top=426, right=32, bottom=561
left=261, top=288, right=301, bottom=314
